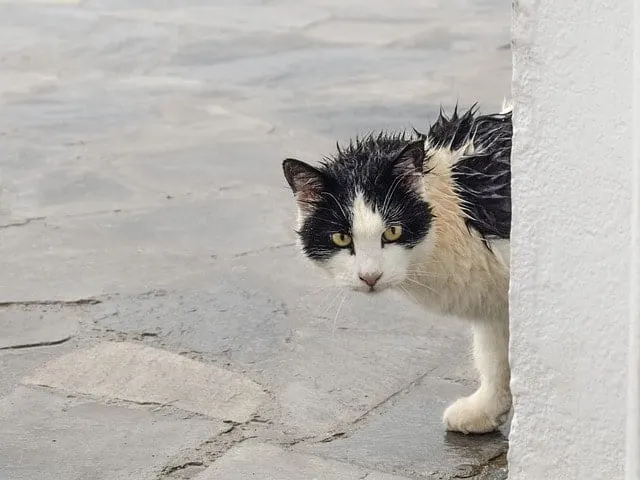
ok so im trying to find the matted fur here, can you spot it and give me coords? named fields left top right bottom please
left=282, top=102, right=513, bottom=434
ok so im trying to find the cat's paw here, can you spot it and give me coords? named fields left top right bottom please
left=443, top=392, right=510, bottom=434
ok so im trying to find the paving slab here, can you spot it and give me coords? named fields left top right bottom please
left=25, top=341, right=268, bottom=422
left=0, top=304, right=81, bottom=350
left=0, top=195, right=294, bottom=301
left=0, top=386, right=223, bottom=480
left=0, top=0, right=512, bottom=478
left=0, top=0, right=510, bottom=303
left=194, top=441, right=413, bottom=480
left=0, top=345, right=73, bottom=397
left=299, top=378, right=508, bottom=479
left=94, top=249, right=475, bottom=437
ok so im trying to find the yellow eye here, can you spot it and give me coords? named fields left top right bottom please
left=383, top=225, right=403, bottom=242
left=331, top=232, right=352, bottom=247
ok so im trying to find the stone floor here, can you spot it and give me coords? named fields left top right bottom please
left=0, top=1, right=512, bottom=479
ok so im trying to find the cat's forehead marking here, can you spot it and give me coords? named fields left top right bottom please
left=351, top=192, right=385, bottom=238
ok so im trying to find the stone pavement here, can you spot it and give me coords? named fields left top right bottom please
left=0, top=1, right=511, bottom=479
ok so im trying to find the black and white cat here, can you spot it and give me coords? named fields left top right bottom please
left=282, top=102, right=512, bottom=434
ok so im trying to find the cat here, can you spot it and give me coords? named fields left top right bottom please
left=282, top=102, right=512, bottom=435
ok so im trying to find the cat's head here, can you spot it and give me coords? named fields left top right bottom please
left=282, top=134, right=434, bottom=293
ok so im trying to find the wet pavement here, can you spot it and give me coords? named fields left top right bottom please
left=0, top=1, right=511, bottom=478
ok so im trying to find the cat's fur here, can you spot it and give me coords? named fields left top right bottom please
left=282, top=102, right=512, bottom=434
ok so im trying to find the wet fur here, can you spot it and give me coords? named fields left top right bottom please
left=282, top=102, right=513, bottom=434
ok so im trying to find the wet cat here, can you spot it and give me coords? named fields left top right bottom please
left=282, top=103, right=512, bottom=434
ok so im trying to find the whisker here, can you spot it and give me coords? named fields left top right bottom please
left=313, top=287, right=342, bottom=319
left=323, top=192, right=350, bottom=223
left=331, top=291, right=347, bottom=338
left=403, top=277, right=439, bottom=294
left=297, top=284, right=335, bottom=302
left=399, top=284, right=421, bottom=305
left=404, top=270, right=449, bottom=279
left=331, top=292, right=347, bottom=338
left=405, top=275, right=448, bottom=282
left=381, top=173, right=405, bottom=215
left=381, top=171, right=414, bottom=216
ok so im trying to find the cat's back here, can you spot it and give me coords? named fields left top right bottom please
left=407, top=105, right=512, bottom=319
left=425, top=104, right=512, bottom=244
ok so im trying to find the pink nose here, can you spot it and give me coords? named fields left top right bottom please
left=359, top=272, right=382, bottom=287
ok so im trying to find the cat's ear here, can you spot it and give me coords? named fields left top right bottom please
left=392, top=139, right=425, bottom=174
left=282, top=158, right=326, bottom=207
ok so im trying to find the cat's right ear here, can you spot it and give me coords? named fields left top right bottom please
left=282, top=159, right=326, bottom=209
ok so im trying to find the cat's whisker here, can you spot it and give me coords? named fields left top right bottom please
left=322, top=289, right=344, bottom=315
left=403, top=277, right=439, bottom=294
left=398, top=284, right=421, bottom=305
left=300, top=288, right=337, bottom=314
left=383, top=171, right=416, bottom=216
left=381, top=171, right=411, bottom=215
left=404, top=265, right=448, bottom=273
left=331, top=291, right=348, bottom=338
left=404, top=269, right=450, bottom=279
left=404, top=274, right=449, bottom=282
left=311, top=287, right=342, bottom=319
left=409, top=256, right=449, bottom=268
left=403, top=264, right=448, bottom=275
left=323, top=192, right=350, bottom=223
left=297, top=284, right=335, bottom=301
left=404, top=268, right=447, bottom=275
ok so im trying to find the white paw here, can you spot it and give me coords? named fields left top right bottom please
left=443, top=391, right=511, bottom=434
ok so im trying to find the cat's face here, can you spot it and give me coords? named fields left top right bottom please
left=283, top=137, right=434, bottom=293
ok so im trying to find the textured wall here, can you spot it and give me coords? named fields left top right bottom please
left=627, top=0, right=640, bottom=475
left=509, top=0, right=636, bottom=478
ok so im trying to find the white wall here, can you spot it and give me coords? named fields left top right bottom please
left=627, top=0, right=640, bottom=476
left=509, top=0, right=637, bottom=478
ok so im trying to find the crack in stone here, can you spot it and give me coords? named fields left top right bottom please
left=156, top=419, right=260, bottom=479
left=309, top=367, right=439, bottom=446
left=279, top=367, right=440, bottom=456
left=159, top=461, right=204, bottom=476
left=467, top=451, right=508, bottom=479
left=447, top=451, right=508, bottom=479
left=232, top=242, right=296, bottom=258
left=0, top=335, right=73, bottom=351
left=319, top=431, right=346, bottom=443
left=0, top=298, right=102, bottom=307
left=0, top=216, right=46, bottom=229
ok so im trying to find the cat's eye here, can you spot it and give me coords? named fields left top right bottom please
left=383, top=225, right=403, bottom=242
left=331, top=232, right=352, bottom=248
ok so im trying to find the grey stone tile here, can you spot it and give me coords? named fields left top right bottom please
left=25, top=342, right=268, bottom=422
left=0, top=305, right=81, bottom=350
left=195, top=441, right=413, bottom=480
left=93, top=249, right=475, bottom=437
left=0, top=191, right=295, bottom=300
left=0, top=387, right=223, bottom=480
left=0, top=0, right=512, bottom=478
left=0, top=345, right=73, bottom=397
left=299, top=377, right=508, bottom=479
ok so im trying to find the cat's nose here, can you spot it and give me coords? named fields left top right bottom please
left=359, top=272, right=382, bottom=287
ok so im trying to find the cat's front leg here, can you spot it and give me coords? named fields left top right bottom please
left=443, top=315, right=511, bottom=434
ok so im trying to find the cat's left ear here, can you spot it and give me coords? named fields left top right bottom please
left=282, top=158, right=326, bottom=208
left=392, top=139, right=426, bottom=174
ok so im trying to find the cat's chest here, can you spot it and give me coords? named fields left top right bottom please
left=399, top=239, right=510, bottom=320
